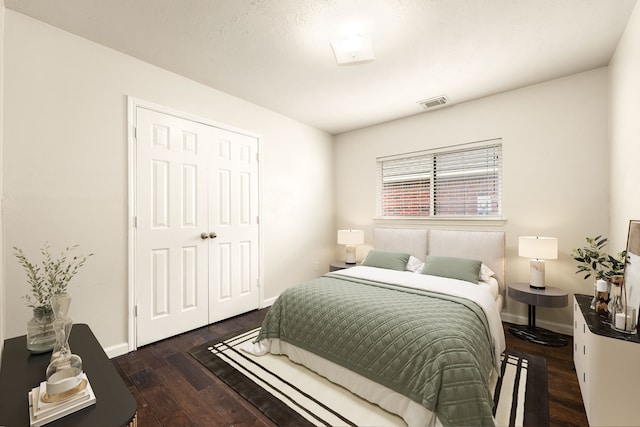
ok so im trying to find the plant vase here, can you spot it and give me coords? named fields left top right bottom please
left=14, top=243, right=92, bottom=353
left=26, top=306, right=56, bottom=353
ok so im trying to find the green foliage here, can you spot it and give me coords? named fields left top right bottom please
left=571, top=235, right=626, bottom=281
left=14, top=243, right=93, bottom=309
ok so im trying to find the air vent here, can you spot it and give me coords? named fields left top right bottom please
left=418, top=96, right=449, bottom=110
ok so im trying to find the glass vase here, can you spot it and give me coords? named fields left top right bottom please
left=45, top=319, right=84, bottom=397
left=590, top=281, right=598, bottom=309
left=26, top=306, right=56, bottom=353
left=50, top=293, right=72, bottom=361
left=610, top=289, right=623, bottom=315
left=612, top=306, right=638, bottom=334
left=51, top=293, right=71, bottom=320
left=608, top=276, right=624, bottom=315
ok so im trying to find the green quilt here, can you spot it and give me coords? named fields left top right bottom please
left=256, top=273, right=496, bottom=427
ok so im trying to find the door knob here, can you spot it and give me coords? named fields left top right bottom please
left=209, top=232, right=217, bottom=239
left=200, top=232, right=209, bottom=240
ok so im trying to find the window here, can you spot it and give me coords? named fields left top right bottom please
left=376, top=140, right=502, bottom=218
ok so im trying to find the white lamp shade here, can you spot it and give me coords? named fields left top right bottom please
left=337, top=229, right=364, bottom=245
left=518, top=236, right=558, bottom=260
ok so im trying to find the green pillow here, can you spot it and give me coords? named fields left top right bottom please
left=361, top=250, right=410, bottom=271
left=420, top=255, right=482, bottom=284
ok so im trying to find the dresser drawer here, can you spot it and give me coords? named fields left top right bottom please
left=574, top=294, right=640, bottom=426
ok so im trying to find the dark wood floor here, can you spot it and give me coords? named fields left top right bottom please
left=500, top=324, right=588, bottom=427
left=113, top=310, right=588, bottom=427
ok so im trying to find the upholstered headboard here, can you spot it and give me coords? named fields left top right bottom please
left=373, top=227, right=505, bottom=290
left=372, top=228, right=428, bottom=260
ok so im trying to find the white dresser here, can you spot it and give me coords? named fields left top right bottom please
left=573, top=294, right=640, bottom=426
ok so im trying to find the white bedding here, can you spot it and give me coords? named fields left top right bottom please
left=243, top=266, right=506, bottom=427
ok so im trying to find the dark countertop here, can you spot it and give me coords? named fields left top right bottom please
left=575, top=293, right=640, bottom=344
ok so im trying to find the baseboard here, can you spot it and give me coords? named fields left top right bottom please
left=261, top=296, right=277, bottom=308
left=111, top=301, right=277, bottom=359
left=501, top=312, right=573, bottom=336
left=104, top=342, right=130, bottom=359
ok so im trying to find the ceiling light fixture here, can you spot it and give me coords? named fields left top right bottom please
left=330, top=33, right=375, bottom=65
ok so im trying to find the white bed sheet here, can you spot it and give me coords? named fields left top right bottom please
left=243, top=266, right=505, bottom=427
left=484, top=276, right=500, bottom=300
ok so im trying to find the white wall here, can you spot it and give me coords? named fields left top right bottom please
left=2, top=11, right=334, bottom=354
left=334, top=69, right=611, bottom=333
left=610, top=2, right=640, bottom=249
left=609, top=2, right=640, bottom=323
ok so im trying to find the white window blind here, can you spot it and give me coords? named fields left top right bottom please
left=376, top=140, right=502, bottom=218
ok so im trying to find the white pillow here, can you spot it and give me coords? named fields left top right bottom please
left=480, top=264, right=495, bottom=281
left=407, top=257, right=494, bottom=280
left=406, top=256, right=425, bottom=273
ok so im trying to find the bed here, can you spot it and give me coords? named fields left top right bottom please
left=244, top=228, right=506, bottom=427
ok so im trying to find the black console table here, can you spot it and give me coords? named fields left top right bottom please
left=0, top=323, right=137, bottom=427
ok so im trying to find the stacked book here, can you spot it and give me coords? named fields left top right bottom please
left=28, top=373, right=96, bottom=427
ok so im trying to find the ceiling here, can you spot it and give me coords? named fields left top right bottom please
left=4, top=0, right=637, bottom=135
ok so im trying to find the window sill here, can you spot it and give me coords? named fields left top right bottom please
left=373, top=217, right=508, bottom=227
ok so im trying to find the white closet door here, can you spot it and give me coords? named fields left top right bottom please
left=208, top=128, right=260, bottom=322
left=134, top=106, right=260, bottom=346
left=135, top=107, right=210, bottom=346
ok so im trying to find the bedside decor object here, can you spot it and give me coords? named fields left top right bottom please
left=29, top=372, right=96, bottom=427
left=518, top=236, right=558, bottom=289
left=32, top=288, right=92, bottom=426
left=45, top=319, right=84, bottom=398
left=14, top=243, right=93, bottom=353
left=594, top=278, right=609, bottom=315
left=613, top=307, right=637, bottom=333
left=610, top=275, right=637, bottom=334
left=50, top=293, right=72, bottom=361
left=609, top=275, right=624, bottom=321
left=337, top=229, right=364, bottom=264
left=572, top=235, right=626, bottom=309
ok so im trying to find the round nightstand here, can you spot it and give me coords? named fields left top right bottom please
left=329, top=261, right=360, bottom=272
left=507, top=282, right=568, bottom=346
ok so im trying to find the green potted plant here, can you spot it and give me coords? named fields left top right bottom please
left=571, top=235, right=626, bottom=309
left=571, top=235, right=626, bottom=280
left=14, top=243, right=92, bottom=353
